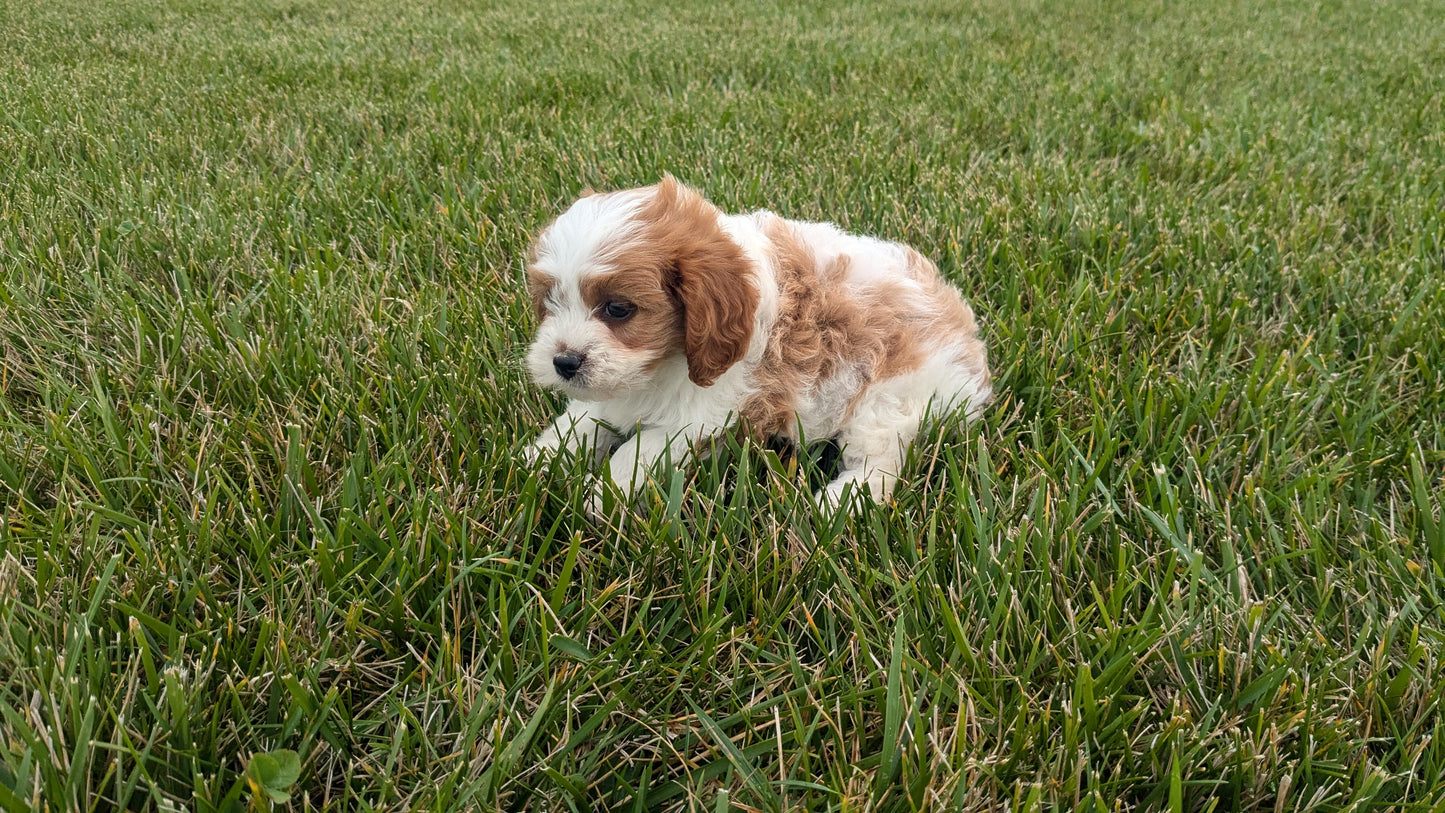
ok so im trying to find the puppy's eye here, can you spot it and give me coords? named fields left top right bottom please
left=601, top=301, right=636, bottom=321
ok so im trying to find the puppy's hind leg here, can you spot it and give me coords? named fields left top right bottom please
left=818, top=380, right=927, bottom=508
left=818, top=354, right=991, bottom=508
left=933, top=341, right=994, bottom=427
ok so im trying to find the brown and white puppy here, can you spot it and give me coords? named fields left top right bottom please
left=525, top=177, right=992, bottom=509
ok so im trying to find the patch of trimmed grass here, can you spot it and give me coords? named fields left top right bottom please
left=2, top=0, right=1443, bottom=808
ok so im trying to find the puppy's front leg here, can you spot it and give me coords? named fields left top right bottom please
left=605, top=427, right=690, bottom=496
left=589, top=423, right=715, bottom=516
left=527, top=401, right=618, bottom=466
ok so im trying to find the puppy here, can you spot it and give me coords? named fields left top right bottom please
left=524, top=177, right=992, bottom=510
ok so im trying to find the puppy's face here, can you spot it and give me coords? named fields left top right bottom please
left=525, top=189, right=685, bottom=400
left=525, top=179, right=759, bottom=400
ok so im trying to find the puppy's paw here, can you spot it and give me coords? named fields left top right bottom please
left=523, top=436, right=562, bottom=466
left=584, top=481, right=609, bottom=522
left=816, top=479, right=855, bottom=512
left=584, top=480, right=638, bottom=524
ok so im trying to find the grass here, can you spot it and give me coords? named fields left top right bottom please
left=1, top=0, right=1443, bottom=808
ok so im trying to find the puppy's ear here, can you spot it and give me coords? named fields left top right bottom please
left=675, top=255, right=757, bottom=386
left=653, top=179, right=758, bottom=386
left=526, top=268, right=552, bottom=320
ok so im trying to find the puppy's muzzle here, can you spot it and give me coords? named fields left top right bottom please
left=552, top=350, right=586, bottom=381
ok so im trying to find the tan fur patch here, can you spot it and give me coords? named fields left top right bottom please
left=904, top=248, right=992, bottom=392
left=594, top=177, right=759, bottom=387
left=526, top=268, right=553, bottom=320
left=740, top=219, right=984, bottom=438
left=578, top=265, right=685, bottom=354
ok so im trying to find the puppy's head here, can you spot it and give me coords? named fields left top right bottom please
left=525, top=177, right=758, bottom=400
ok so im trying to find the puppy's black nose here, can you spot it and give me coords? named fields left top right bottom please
left=553, top=351, right=586, bottom=380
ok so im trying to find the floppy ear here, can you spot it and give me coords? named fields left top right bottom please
left=526, top=268, right=551, bottom=320
left=674, top=251, right=757, bottom=386
left=654, top=179, right=759, bottom=387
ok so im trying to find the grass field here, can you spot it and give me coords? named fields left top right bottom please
left=2, top=0, right=1444, bottom=808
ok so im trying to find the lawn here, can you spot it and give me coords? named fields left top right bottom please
left=2, top=0, right=1444, bottom=808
